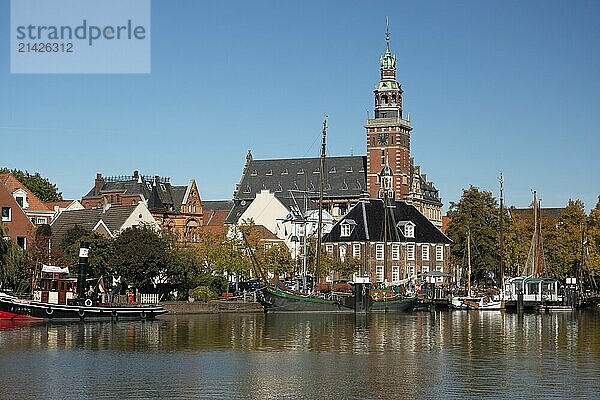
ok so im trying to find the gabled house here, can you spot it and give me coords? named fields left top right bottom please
left=0, top=180, right=35, bottom=249
left=50, top=202, right=159, bottom=247
left=81, top=171, right=203, bottom=243
left=202, top=200, right=233, bottom=235
left=0, top=173, right=55, bottom=226
left=323, top=199, right=451, bottom=287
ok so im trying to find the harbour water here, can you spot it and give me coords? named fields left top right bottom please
left=1, top=310, right=599, bottom=399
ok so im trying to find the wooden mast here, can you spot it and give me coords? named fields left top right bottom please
left=315, top=116, right=327, bottom=285
left=499, top=173, right=504, bottom=291
left=467, top=231, right=471, bottom=297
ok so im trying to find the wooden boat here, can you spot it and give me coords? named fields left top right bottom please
left=451, top=296, right=502, bottom=310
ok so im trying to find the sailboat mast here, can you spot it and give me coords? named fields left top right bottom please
left=533, top=191, right=541, bottom=278
left=499, top=173, right=504, bottom=289
left=315, top=116, right=327, bottom=284
left=467, top=231, right=471, bottom=297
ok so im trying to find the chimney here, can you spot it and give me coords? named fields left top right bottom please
left=154, top=175, right=160, bottom=186
left=94, top=173, right=104, bottom=195
left=133, top=170, right=139, bottom=180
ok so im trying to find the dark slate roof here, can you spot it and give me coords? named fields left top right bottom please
left=323, top=199, right=451, bottom=244
left=225, top=199, right=253, bottom=224
left=235, top=156, right=367, bottom=201
left=83, top=174, right=190, bottom=212
left=203, top=200, right=234, bottom=212
left=50, top=205, right=139, bottom=244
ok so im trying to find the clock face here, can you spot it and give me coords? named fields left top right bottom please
left=378, top=132, right=389, bottom=146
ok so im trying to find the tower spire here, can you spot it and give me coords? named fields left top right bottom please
left=385, top=16, right=391, bottom=54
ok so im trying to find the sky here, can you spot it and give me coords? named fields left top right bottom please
left=1, top=0, right=599, bottom=212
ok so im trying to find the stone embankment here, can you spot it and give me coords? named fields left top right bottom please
left=161, top=300, right=263, bottom=315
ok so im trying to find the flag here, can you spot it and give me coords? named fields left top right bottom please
left=98, top=277, right=107, bottom=293
left=282, top=212, right=294, bottom=222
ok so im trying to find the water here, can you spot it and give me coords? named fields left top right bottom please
left=1, top=310, right=599, bottom=399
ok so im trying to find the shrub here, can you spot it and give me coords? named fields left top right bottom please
left=191, top=285, right=217, bottom=302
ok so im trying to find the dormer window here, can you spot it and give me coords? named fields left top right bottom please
left=282, top=169, right=288, bottom=175
left=329, top=167, right=336, bottom=174
left=340, top=219, right=356, bottom=238
left=397, top=221, right=415, bottom=238
left=160, top=183, right=166, bottom=191
left=251, top=170, right=258, bottom=176
left=266, top=170, right=272, bottom=176
left=297, top=169, right=304, bottom=175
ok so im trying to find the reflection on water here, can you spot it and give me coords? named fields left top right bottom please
left=1, top=310, right=599, bottom=399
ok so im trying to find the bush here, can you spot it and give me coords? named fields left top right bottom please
left=191, top=286, right=217, bottom=302
left=195, top=275, right=227, bottom=295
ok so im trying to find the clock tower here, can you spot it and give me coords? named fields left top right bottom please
left=366, top=20, right=412, bottom=200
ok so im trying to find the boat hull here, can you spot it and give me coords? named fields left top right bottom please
left=260, top=287, right=417, bottom=313
left=370, top=297, right=418, bottom=312
left=0, top=294, right=167, bottom=321
left=260, top=287, right=354, bottom=313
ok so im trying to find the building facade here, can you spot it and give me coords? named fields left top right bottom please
left=81, top=171, right=204, bottom=244
left=323, top=199, right=452, bottom=287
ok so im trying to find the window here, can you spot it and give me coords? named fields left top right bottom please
left=339, top=245, right=346, bottom=262
left=1, top=207, right=10, bottom=222
left=376, top=266, right=384, bottom=283
left=381, top=149, right=385, bottom=165
left=297, top=168, right=304, bottom=175
left=421, top=265, right=429, bottom=274
left=16, top=236, right=26, bottom=249
left=36, top=217, right=46, bottom=225
left=250, top=170, right=258, bottom=176
left=326, top=244, right=333, bottom=254
left=391, top=244, right=400, bottom=260
left=341, top=223, right=351, bottom=237
left=282, top=169, right=288, bottom=175
left=266, top=170, right=272, bottom=176
left=405, top=224, right=414, bottom=238
left=422, top=245, right=429, bottom=261
left=376, top=243, right=384, bottom=260
left=407, top=265, right=415, bottom=278
left=436, top=245, right=444, bottom=261
left=353, top=243, right=360, bottom=258
left=407, top=244, right=415, bottom=261
left=15, top=196, right=24, bottom=207
left=436, top=265, right=443, bottom=283
left=392, top=266, right=400, bottom=282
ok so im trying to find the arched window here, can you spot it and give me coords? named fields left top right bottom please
left=381, top=95, right=388, bottom=105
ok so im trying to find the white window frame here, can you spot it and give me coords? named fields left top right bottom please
left=391, top=244, right=400, bottom=260
left=436, top=245, right=444, bottom=261
left=36, top=217, right=46, bottom=225
left=407, top=265, right=415, bottom=278
left=376, top=265, right=384, bottom=283
left=375, top=243, right=384, bottom=260
left=406, top=243, right=415, bottom=261
left=353, top=243, right=360, bottom=259
left=341, top=223, right=351, bottom=237
left=326, top=244, right=333, bottom=254
left=392, top=266, right=400, bottom=282
left=421, top=265, right=429, bottom=274
left=405, top=224, right=414, bottom=238
left=422, top=245, right=430, bottom=261
left=339, top=245, right=346, bottom=262
left=1, top=207, right=11, bottom=222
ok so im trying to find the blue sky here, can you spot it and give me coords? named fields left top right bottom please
left=1, top=0, right=599, bottom=211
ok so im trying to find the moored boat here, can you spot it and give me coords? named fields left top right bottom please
left=0, top=292, right=166, bottom=321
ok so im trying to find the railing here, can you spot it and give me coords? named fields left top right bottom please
left=138, top=293, right=160, bottom=304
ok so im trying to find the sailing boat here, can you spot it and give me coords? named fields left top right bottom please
left=504, top=191, right=563, bottom=311
left=259, top=117, right=356, bottom=313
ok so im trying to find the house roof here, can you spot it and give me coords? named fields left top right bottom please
left=202, top=200, right=233, bottom=234
left=83, top=173, right=193, bottom=212
left=0, top=173, right=51, bottom=212
left=45, top=200, right=74, bottom=209
left=323, top=199, right=451, bottom=244
left=50, top=204, right=139, bottom=243
left=235, top=156, right=367, bottom=201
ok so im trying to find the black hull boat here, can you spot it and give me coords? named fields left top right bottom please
left=0, top=293, right=166, bottom=321
left=260, top=286, right=418, bottom=313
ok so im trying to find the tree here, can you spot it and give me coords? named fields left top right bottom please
left=544, top=200, right=587, bottom=278
left=587, top=199, right=600, bottom=276
left=262, top=244, right=294, bottom=276
left=0, top=227, right=28, bottom=293
left=331, top=256, right=361, bottom=279
left=0, top=168, right=62, bottom=202
left=59, top=225, right=112, bottom=278
left=110, top=226, right=170, bottom=291
left=447, top=186, right=500, bottom=284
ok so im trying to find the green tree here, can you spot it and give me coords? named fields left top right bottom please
left=0, top=168, right=62, bottom=202
left=447, top=186, right=500, bottom=284
left=262, top=244, right=294, bottom=276
left=545, top=200, right=586, bottom=278
left=331, top=256, right=361, bottom=279
left=587, top=199, right=600, bottom=276
left=110, top=225, right=170, bottom=291
left=59, top=225, right=112, bottom=278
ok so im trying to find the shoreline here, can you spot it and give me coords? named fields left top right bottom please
left=161, top=300, right=263, bottom=315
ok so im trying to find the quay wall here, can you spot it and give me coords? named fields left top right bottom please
left=161, top=300, right=263, bottom=315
